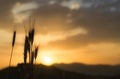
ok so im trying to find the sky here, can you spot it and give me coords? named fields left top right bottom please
left=0, top=0, right=120, bottom=68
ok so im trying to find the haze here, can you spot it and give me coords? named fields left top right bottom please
left=0, top=0, right=120, bottom=69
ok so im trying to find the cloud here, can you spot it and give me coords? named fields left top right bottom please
left=61, top=0, right=81, bottom=10
left=9, top=0, right=120, bottom=47
left=60, top=0, right=119, bottom=11
left=12, top=1, right=39, bottom=23
left=48, top=0, right=56, bottom=5
left=0, top=0, right=120, bottom=46
left=35, top=27, right=87, bottom=45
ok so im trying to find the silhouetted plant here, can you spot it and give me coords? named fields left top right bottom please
left=9, top=30, right=16, bottom=67
left=30, top=46, right=39, bottom=64
left=31, top=51, right=35, bottom=64
left=12, top=31, right=16, bottom=47
left=8, top=30, right=16, bottom=79
left=23, top=17, right=39, bottom=64
left=35, top=46, right=38, bottom=60
left=29, top=28, right=35, bottom=45
left=24, top=36, right=30, bottom=63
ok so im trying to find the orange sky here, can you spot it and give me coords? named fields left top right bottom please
left=0, top=0, right=120, bottom=69
left=0, top=29, right=120, bottom=69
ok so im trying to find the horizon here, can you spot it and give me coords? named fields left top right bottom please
left=0, top=0, right=120, bottom=69
left=1, top=62, right=120, bottom=70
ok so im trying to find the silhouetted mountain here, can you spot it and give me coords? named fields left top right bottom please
left=54, top=63, right=120, bottom=76
left=0, top=63, right=120, bottom=79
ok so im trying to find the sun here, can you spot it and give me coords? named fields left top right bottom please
left=41, top=56, right=53, bottom=66
left=37, top=50, right=57, bottom=66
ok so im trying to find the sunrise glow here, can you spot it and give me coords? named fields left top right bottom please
left=0, top=0, right=120, bottom=69
left=40, top=55, right=53, bottom=66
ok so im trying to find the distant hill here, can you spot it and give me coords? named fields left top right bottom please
left=54, top=63, right=120, bottom=76
left=0, top=63, right=120, bottom=79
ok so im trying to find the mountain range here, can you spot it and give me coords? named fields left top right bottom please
left=54, top=63, right=120, bottom=76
